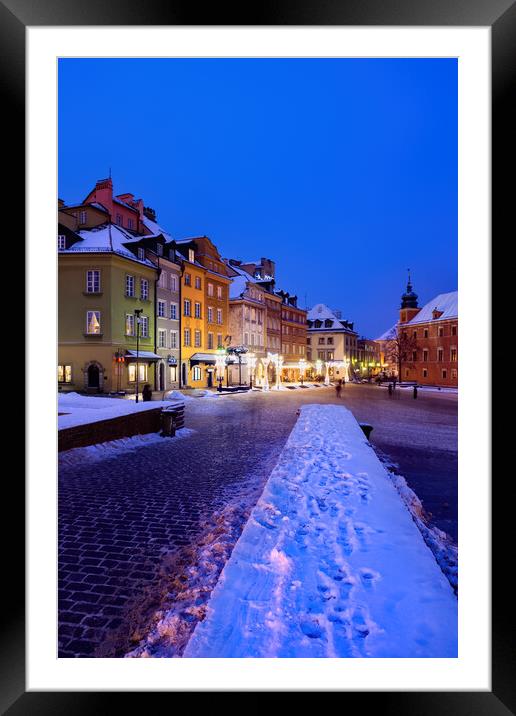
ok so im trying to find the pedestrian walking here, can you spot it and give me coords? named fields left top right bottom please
left=335, top=382, right=342, bottom=399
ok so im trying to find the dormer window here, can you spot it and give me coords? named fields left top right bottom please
left=127, top=218, right=134, bottom=230
left=188, top=249, right=195, bottom=263
left=58, top=234, right=66, bottom=250
left=138, top=248, right=145, bottom=261
left=432, top=308, right=443, bottom=320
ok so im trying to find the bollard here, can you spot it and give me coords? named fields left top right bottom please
left=413, top=386, right=418, bottom=399
left=359, top=423, right=373, bottom=440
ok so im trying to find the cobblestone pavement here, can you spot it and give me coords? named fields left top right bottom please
left=58, top=384, right=457, bottom=657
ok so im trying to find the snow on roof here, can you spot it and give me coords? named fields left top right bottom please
left=376, top=323, right=398, bottom=341
left=307, top=303, right=340, bottom=322
left=407, top=291, right=458, bottom=325
left=60, top=224, right=155, bottom=267
left=142, top=215, right=173, bottom=241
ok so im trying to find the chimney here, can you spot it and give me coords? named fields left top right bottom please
left=90, top=177, right=113, bottom=215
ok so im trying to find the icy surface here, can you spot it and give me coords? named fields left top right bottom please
left=184, top=404, right=457, bottom=658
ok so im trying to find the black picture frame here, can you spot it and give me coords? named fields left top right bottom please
left=5, top=0, right=513, bottom=708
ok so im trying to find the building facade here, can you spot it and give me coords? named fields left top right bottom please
left=306, top=304, right=358, bottom=382
left=277, top=291, right=307, bottom=382
left=58, top=222, right=159, bottom=394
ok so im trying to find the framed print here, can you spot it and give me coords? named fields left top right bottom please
left=3, top=0, right=513, bottom=709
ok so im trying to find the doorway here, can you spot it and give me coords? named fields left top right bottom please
left=158, top=362, right=165, bottom=391
left=87, top=364, right=100, bottom=389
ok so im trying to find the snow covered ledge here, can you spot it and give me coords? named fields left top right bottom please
left=184, top=404, right=457, bottom=658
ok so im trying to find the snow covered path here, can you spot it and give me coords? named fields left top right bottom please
left=184, top=404, right=457, bottom=658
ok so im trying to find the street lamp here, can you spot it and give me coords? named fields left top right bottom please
left=215, top=346, right=226, bottom=392
left=269, top=352, right=283, bottom=390
left=247, top=353, right=257, bottom=389
left=298, top=358, right=307, bottom=386
left=134, top=308, right=143, bottom=403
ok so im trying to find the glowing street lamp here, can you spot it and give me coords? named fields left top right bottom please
left=343, top=357, right=350, bottom=382
left=247, top=352, right=257, bottom=389
left=298, top=358, right=307, bottom=386
left=215, top=347, right=226, bottom=392
left=268, top=352, right=283, bottom=390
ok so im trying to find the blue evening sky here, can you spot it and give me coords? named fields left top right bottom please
left=58, top=58, right=457, bottom=338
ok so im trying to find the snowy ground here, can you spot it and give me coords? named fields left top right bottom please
left=183, top=404, right=457, bottom=658
left=57, top=392, right=176, bottom=430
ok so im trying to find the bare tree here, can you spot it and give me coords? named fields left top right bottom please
left=385, top=327, right=419, bottom=381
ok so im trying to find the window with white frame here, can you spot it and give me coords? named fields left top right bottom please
left=140, top=278, right=149, bottom=300
left=58, top=234, right=66, bottom=250
left=170, top=331, right=178, bottom=349
left=79, top=210, right=87, bottom=224
left=216, top=308, right=223, bottom=325
left=194, top=329, right=202, bottom=347
left=188, top=249, right=195, bottom=263
left=184, top=298, right=191, bottom=316
left=158, top=300, right=166, bottom=318
left=207, top=307, right=213, bottom=323
left=207, top=283, right=214, bottom=297
left=184, top=328, right=191, bottom=346
left=128, top=218, right=134, bottom=230
left=116, top=214, right=123, bottom=226
left=184, top=273, right=191, bottom=286
left=86, top=270, right=100, bottom=293
left=156, top=243, right=163, bottom=256
left=128, top=363, right=147, bottom=382
left=86, top=311, right=101, bottom=334
left=450, top=348, right=457, bottom=362
left=217, top=285, right=222, bottom=299
left=217, top=333, right=223, bottom=348
left=170, top=275, right=178, bottom=292
left=195, top=276, right=202, bottom=290
left=140, top=316, right=149, bottom=337
left=138, top=247, right=145, bottom=261
left=170, top=303, right=178, bottom=320
left=158, top=329, right=167, bottom=348
left=126, top=274, right=135, bottom=297
left=194, top=302, right=202, bottom=319
left=125, top=313, right=135, bottom=336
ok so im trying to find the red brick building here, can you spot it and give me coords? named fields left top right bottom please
left=396, top=278, right=458, bottom=387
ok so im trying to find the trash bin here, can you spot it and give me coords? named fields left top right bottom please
left=160, top=402, right=185, bottom=437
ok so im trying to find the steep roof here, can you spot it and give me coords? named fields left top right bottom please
left=59, top=223, right=155, bottom=267
left=307, top=303, right=339, bottom=322
left=407, top=291, right=458, bottom=325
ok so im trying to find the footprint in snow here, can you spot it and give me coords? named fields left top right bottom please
left=299, top=617, right=324, bottom=639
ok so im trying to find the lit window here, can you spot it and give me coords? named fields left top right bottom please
left=192, top=365, right=201, bottom=381
left=86, top=270, right=100, bottom=293
left=217, top=285, right=222, bottom=299
left=188, top=249, right=195, bottom=263
left=451, top=348, right=457, bottom=362
left=86, top=311, right=101, bottom=334
left=451, top=369, right=457, bottom=379
left=217, top=308, right=223, bottom=325
left=128, top=363, right=147, bottom=382
left=140, top=279, right=149, bottom=300
left=58, top=365, right=72, bottom=383
left=125, top=314, right=135, bottom=336
left=207, top=283, right=214, bottom=297
left=58, top=234, right=66, bottom=250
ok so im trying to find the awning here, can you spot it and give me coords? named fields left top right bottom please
left=189, top=352, right=217, bottom=364
left=125, top=350, right=161, bottom=362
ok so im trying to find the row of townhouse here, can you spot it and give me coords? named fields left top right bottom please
left=57, top=177, right=308, bottom=394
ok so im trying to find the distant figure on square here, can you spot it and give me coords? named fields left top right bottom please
left=335, top=380, right=342, bottom=398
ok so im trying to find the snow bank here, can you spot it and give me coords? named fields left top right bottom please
left=58, top=393, right=180, bottom=430
left=184, top=404, right=457, bottom=658
left=58, top=429, right=195, bottom=467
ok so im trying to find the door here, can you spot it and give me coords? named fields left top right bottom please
left=87, top=364, right=100, bottom=389
left=207, top=370, right=213, bottom=388
left=159, top=362, right=165, bottom=391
